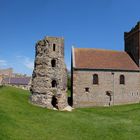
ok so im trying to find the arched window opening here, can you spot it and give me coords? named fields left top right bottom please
left=51, top=59, right=56, bottom=67
left=53, top=44, right=56, bottom=51
left=120, top=75, right=125, bottom=85
left=52, top=80, right=57, bottom=88
left=51, top=95, right=58, bottom=109
left=93, top=74, right=98, bottom=84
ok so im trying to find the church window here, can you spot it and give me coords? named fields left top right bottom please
left=85, top=87, right=89, bottom=92
left=53, top=44, right=56, bottom=51
left=93, top=74, right=98, bottom=84
left=51, top=59, right=56, bottom=67
left=52, top=80, right=57, bottom=88
left=120, top=75, right=125, bottom=85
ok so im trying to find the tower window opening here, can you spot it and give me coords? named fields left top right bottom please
left=53, top=44, right=56, bottom=51
left=52, top=80, right=57, bottom=88
left=51, top=59, right=56, bottom=67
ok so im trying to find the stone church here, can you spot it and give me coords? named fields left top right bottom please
left=72, top=22, right=140, bottom=107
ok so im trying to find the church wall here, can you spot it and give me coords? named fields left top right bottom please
left=73, top=70, right=140, bottom=107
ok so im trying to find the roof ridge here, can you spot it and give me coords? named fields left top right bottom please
left=74, top=48, right=125, bottom=53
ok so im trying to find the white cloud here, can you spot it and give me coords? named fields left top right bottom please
left=0, top=60, right=7, bottom=66
left=16, top=56, right=34, bottom=70
left=23, top=57, right=34, bottom=70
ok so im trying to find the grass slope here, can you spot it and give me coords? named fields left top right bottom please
left=0, top=86, right=140, bottom=140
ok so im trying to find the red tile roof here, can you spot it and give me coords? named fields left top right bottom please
left=73, top=48, right=139, bottom=71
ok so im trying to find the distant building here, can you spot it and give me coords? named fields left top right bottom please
left=2, top=77, right=31, bottom=90
left=0, top=68, right=13, bottom=78
left=0, top=68, right=13, bottom=85
left=0, top=68, right=31, bottom=90
left=0, top=75, right=2, bottom=85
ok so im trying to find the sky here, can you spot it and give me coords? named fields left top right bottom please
left=0, top=0, right=140, bottom=75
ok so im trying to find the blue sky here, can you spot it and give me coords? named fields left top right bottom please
left=0, top=0, right=140, bottom=75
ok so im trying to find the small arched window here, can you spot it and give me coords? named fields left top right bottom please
left=120, top=75, right=125, bottom=85
left=52, top=80, right=57, bottom=88
left=93, top=74, right=98, bottom=84
left=51, top=59, right=56, bottom=67
left=53, top=44, right=56, bottom=51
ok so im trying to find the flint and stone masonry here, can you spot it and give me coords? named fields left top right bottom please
left=72, top=70, right=140, bottom=107
left=30, top=36, right=67, bottom=110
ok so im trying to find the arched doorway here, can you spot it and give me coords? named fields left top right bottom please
left=51, top=95, right=58, bottom=109
left=106, top=91, right=112, bottom=106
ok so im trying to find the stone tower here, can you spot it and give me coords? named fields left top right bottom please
left=30, top=36, right=68, bottom=110
left=124, top=22, right=140, bottom=67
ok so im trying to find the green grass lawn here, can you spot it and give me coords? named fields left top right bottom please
left=1, top=86, right=140, bottom=140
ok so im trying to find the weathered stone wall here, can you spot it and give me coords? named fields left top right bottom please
left=30, top=36, right=67, bottom=110
left=73, top=70, right=140, bottom=108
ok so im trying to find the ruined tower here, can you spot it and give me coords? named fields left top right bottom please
left=30, top=36, right=68, bottom=110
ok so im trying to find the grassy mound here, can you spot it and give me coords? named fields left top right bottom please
left=0, top=86, right=140, bottom=140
